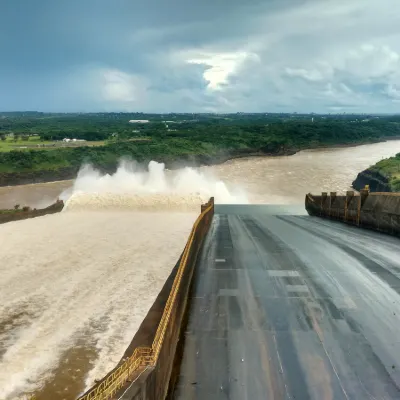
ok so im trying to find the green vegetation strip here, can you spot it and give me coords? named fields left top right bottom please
left=1, top=113, right=400, bottom=180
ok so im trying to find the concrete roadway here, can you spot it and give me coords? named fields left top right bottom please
left=172, top=205, right=400, bottom=400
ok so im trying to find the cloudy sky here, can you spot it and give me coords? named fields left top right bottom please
left=1, top=0, right=400, bottom=113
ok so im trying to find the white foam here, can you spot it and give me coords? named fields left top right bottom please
left=61, top=159, right=248, bottom=212
left=64, top=192, right=206, bottom=212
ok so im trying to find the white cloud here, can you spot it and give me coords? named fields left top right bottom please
left=186, top=51, right=256, bottom=90
left=284, top=64, right=333, bottom=82
left=4, top=0, right=400, bottom=112
left=385, top=84, right=400, bottom=100
left=343, top=45, right=400, bottom=81
left=156, top=0, right=400, bottom=112
left=101, top=70, right=137, bottom=102
left=59, top=67, right=150, bottom=112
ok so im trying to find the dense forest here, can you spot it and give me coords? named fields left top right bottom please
left=1, top=112, right=400, bottom=185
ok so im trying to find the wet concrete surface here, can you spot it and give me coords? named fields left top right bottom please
left=172, top=206, right=400, bottom=400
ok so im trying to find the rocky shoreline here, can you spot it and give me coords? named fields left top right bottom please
left=352, top=169, right=392, bottom=192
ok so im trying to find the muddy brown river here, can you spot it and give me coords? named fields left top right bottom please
left=0, top=140, right=400, bottom=400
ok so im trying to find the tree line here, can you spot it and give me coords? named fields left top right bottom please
left=1, top=113, right=400, bottom=175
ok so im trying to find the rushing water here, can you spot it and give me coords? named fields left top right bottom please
left=0, top=140, right=400, bottom=400
left=0, top=211, right=197, bottom=400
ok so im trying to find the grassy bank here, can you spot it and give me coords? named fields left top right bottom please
left=370, top=154, right=400, bottom=191
left=352, top=153, right=400, bottom=192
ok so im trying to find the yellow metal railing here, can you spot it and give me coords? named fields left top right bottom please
left=78, top=346, right=153, bottom=400
left=24, top=347, right=153, bottom=400
left=152, top=198, right=214, bottom=360
left=151, top=210, right=200, bottom=359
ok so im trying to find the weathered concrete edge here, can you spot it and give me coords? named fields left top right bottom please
left=116, top=202, right=214, bottom=400
left=165, top=215, right=217, bottom=399
left=305, top=192, right=400, bottom=237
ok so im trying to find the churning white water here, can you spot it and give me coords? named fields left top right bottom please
left=61, top=159, right=248, bottom=209
left=0, top=161, right=245, bottom=400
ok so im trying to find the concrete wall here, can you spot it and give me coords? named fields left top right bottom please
left=78, top=199, right=215, bottom=400
left=120, top=199, right=214, bottom=400
left=306, top=191, right=400, bottom=237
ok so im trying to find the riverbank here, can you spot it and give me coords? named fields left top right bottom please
left=353, top=152, right=400, bottom=192
left=1, top=137, right=399, bottom=187
left=0, top=200, right=64, bottom=224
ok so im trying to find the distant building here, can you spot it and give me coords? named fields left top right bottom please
left=129, top=120, right=150, bottom=123
left=62, top=138, right=86, bottom=142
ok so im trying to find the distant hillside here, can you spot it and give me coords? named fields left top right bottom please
left=353, top=153, right=400, bottom=192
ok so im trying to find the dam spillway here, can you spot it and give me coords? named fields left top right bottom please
left=75, top=197, right=400, bottom=400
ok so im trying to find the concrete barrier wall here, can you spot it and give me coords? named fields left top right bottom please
left=147, top=199, right=214, bottom=400
left=306, top=190, right=400, bottom=237
left=76, top=198, right=215, bottom=400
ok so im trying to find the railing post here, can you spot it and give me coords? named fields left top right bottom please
left=345, top=191, right=354, bottom=222
left=321, top=192, right=327, bottom=216
left=357, top=185, right=370, bottom=226
left=329, top=192, right=337, bottom=217
left=360, top=185, right=370, bottom=207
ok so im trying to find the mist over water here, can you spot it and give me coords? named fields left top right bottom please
left=62, top=160, right=248, bottom=211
